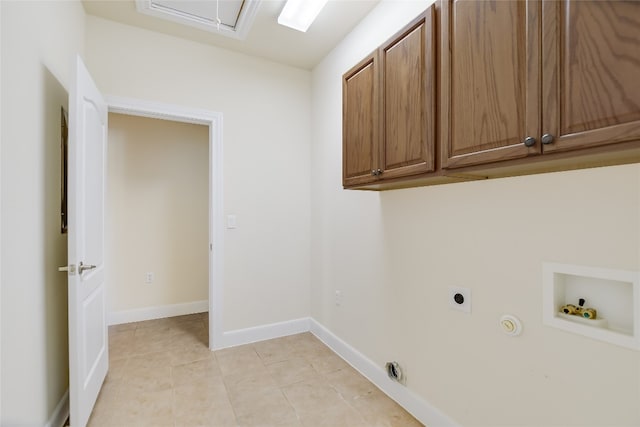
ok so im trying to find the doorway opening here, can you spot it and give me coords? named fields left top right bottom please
left=106, top=96, right=223, bottom=350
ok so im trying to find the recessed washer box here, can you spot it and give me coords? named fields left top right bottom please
left=543, top=262, right=640, bottom=350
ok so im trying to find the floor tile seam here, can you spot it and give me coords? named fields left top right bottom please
left=217, top=361, right=246, bottom=426
left=128, top=345, right=176, bottom=357
left=169, top=355, right=217, bottom=369
left=222, top=372, right=282, bottom=401
left=276, top=384, right=304, bottom=425
left=306, top=386, right=370, bottom=426
left=314, top=367, right=378, bottom=416
left=124, top=360, right=174, bottom=373
left=171, top=383, right=191, bottom=427
left=167, top=324, right=208, bottom=334
left=132, top=322, right=170, bottom=330
left=218, top=363, right=271, bottom=382
left=327, top=375, right=385, bottom=404
left=169, top=340, right=216, bottom=353
left=274, top=372, right=319, bottom=389
left=214, top=345, right=262, bottom=362
left=261, top=354, right=305, bottom=367
left=329, top=381, right=371, bottom=423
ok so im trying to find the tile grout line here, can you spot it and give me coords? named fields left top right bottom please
left=98, top=314, right=422, bottom=427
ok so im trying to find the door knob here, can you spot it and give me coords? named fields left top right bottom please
left=78, top=262, right=96, bottom=274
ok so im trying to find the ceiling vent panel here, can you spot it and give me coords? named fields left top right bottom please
left=135, top=0, right=261, bottom=40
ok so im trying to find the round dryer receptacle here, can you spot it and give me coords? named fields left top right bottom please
left=499, top=315, right=523, bottom=336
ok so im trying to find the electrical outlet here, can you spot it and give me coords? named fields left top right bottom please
left=335, top=290, right=343, bottom=306
left=145, top=272, right=154, bottom=284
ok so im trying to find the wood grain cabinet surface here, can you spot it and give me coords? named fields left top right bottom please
left=343, top=53, right=379, bottom=187
left=440, top=0, right=541, bottom=168
left=343, top=0, right=640, bottom=189
left=542, top=0, right=640, bottom=153
left=442, top=0, right=640, bottom=169
left=343, top=7, right=436, bottom=187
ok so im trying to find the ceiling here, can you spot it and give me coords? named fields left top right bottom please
left=149, top=0, right=245, bottom=28
left=82, top=0, right=381, bottom=70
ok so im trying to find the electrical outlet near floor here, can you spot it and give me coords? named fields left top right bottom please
left=145, top=272, right=154, bottom=284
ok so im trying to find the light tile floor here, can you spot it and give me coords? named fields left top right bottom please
left=88, top=313, right=423, bottom=427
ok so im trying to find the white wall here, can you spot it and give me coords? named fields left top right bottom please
left=0, top=1, right=85, bottom=425
left=311, top=1, right=640, bottom=426
left=1, top=1, right=4, bottom=421
left=85, top=15, right=311, bottom=332
left=107, top=113, right=209, bottom=313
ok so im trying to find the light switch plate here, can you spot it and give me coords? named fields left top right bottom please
left=226, top=215, right=237, bottom=229
left=449, top=286, right=471, bottom=313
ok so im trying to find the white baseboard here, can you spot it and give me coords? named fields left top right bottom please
left=309, top=319, right=458, bottom=427
left=44, top=390, right=69, bottom=427
left=108, top=300, right=208, bottom=325
left=219, top=317, right=310, bottom=349
left=105, top=310, right=456, bottom=426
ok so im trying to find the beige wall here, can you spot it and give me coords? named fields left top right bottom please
left=2, top=1, right=637, bottom=425
left=0, top=1, right=85, bottom=424
left=85, top=15, right=311, bottom=331
left=311, top=1, right=640, bottom=426
left=107, top=113, right=209, bottom=313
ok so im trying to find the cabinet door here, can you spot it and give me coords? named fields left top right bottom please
left=380, top=7, right=436, bottom=179
left=542, top=1, right=640, bottom=153
left=441, top=0, right=541, bottom=168
left=343, top=53, right=379, bottom=187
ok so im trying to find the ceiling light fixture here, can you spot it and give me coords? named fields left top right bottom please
left=278, top=0, right=329, bottom=32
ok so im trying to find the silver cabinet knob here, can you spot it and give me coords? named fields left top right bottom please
left=376, top=169, right=382, bottom=175
left=523, top=136, right=536, bottom=147
left=541, top=133, right=554, bottom=145
left=371, top=170, right=377, bottom=176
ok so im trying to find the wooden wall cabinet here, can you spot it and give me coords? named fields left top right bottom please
left=343, top=53, right=379, bottom=187
left=542, top=0, right=640, bottom=154
left=343, top=0, right=640, bottom=190
left=441, top=0, right=640, bottom=170
left=440, top=0, right=540, bottom=168
left=343, top=7, right=436, bottom=187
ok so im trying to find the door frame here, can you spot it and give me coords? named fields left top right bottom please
left=106, top=95, right=224, bottom=350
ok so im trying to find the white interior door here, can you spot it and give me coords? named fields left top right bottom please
left=66, top=55, right=108, bottom=427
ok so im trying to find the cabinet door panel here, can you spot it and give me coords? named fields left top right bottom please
left=442, top=0, right=541, bottom=168
left=381, top=8, right=435, bottom=179
left=543, top=0, right=640, bottom=153
left=343, top=54, right=379, bottom=186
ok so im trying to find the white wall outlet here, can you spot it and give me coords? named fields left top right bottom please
left=145, top=272, right=154, bottom=284
left=449, top=286, right=471, bottom=313
left=335, top=290, right=343, bottom=306
left=226, top=214, right=237, bottom=229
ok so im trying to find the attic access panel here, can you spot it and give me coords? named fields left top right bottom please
left=135, top=0, right=261, bottom=40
